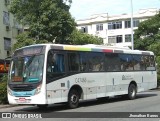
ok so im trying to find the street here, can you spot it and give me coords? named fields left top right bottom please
left=0, top=90, right=160, bottom=121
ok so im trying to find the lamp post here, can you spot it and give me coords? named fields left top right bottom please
left=131, top=0, right=134, bottom=50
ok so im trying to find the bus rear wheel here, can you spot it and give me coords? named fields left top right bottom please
left=128, top=84, right=137, bottom=100
left=68, top=89, right=79, bottom=109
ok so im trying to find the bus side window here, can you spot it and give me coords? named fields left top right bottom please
left=119, top=54, right=133, bottom=71
left=140, top=56, right=146, bottom=70
left=79, top=52, right=88, bottom=72
left=68, top=53, right=80, bottom=72
left=88, top=52, right=104, bottom=72
left=46, top=50, right=65, bottom=81
left=47, top=51, right=55, bottom=72
left=133, top=55, right=141, bottom=71
left=145, top=55, right=156, bottom=70
left=47, top=53, right=65, bottom=73
left=105, top=53, right=121, bottom=72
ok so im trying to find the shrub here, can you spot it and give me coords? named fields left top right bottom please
left=0, top=74, right=8, bottom=104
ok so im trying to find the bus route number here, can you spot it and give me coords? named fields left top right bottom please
left=75, top=78, right=87, bottom=83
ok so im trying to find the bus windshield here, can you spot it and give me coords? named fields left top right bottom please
left=10, top=54, right=44, bottom=84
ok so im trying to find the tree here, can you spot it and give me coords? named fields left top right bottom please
left=13, top=32, right=48, bottom=50
left=10, top=0, right=76, bottom=44
left=134, top=12, right=160, bottom=50
left=134, top=12, right=160, bottom=87
left=148, top=42, right=160, bottom=86
left=68, top=29, right=103, bottom=45
left=0, top=74, right=8, bottom=104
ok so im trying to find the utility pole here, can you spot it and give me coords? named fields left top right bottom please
left=131, top=0, right=134, bottom=50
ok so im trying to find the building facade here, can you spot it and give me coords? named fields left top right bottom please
left=76, top=8, right=159, bottom=47
left=0, top=0, right=22, bottom=59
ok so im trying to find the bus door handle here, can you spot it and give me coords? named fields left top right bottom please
left=112, top=78, right=114, bottom=85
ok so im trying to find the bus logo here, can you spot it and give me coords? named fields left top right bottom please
left=2, top=113, right=11, bottom=118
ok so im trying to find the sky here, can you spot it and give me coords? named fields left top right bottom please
left=69, top=0, right=160, bottom=20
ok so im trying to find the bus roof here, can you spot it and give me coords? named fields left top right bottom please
left=15, top=43, right=154, bottom=55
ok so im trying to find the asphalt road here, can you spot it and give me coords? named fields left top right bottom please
left=0, top=90, right=160, bottom=121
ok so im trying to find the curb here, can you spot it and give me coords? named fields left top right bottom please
left=0, top=104, right=19, bottom=109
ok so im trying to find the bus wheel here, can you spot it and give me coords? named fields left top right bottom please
left=37, top=104, right=48, bottom=109
left=128, top=84, right=137, bottom=100
left=68, top=89, right=79, bottom=109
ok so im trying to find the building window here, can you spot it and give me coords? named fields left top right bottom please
left=125, top=20, right=131, bottom=28
left=4, top=0, right=10, bottom=5
left=4, top=38, right=11, bottom=50
left=3, top=11, right=10, bottom=25
left=108, top=35, right=123, bottom=43
left=108, top=21, right=122, bottom=30
left=96, top=24, right=103, bottom=31
left=125, top=19, right=139, bottom=28
left=108, top=36, right=116, bottom=43
left=133, top=20, right=140, bottom=27
left=108, top=23, right=112, bottom=30
left=13, top=19, right=19, bottom=29
left=80, top=26, right=88, bottom=33
left=117, top=35, right=122, bottom=43
left=125, top=34, right=131, bottom=42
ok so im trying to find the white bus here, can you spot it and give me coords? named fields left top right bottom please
left=8, top=44, right=157, bottom=108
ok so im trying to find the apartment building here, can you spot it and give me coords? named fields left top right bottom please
left=0, top=0, right=22, bottom=59
left=76, top=8, right=159, bottom=47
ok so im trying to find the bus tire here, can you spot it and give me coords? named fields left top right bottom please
left=128, top=84, right=137, bottom=100
left=68, top=89, right=79, bottom=109
left=37, top=104, right=48, bottom=109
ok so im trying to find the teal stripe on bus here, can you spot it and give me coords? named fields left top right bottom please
left=91, top=48, right=103, bottom=52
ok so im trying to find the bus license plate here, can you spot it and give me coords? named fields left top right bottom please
left=18, top=98, right=26, bottom=103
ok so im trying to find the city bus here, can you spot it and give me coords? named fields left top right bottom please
left=7, top=44, right=157, bottom=108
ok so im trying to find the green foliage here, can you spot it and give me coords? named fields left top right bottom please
left=134, top=12, right=160, bottom=50
left=10, top=0, right=76, bottom=44
left=13, top=32, right=35, bottom=50
left=0, top=74, right=8, bottom=104
left=148, top=43, right=160, bottom=87
left=134, top=12, right=160, bottom=87
left=69, top=29, right=103, bottom=45
left=13, top=32, right=48, bottom=50
left=134, top=37, right=157, bottom=50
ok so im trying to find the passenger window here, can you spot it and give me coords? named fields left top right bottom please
left=133, top=55, right=141, bottom=70
left=79, top=52, right=88, bottom=72
left=68, top=53, right=80, bottom=72
left=119, top=54, right=134, bottom=71
left=105, top=53, right=121, bottom=71
left=46, top=50, right=65, bottom=81
left=88, top=52, right=104, bottom=71
left=145, top=55, right=155, bottom=70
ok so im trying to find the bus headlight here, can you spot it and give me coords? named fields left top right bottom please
left=7, top=86, right=12, bottom=96
left=35, top=84, right=42, bottom=95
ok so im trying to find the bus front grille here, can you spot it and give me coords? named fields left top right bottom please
left=10, top=84, right=35, bottom=92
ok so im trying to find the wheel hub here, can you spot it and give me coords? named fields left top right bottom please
left=71, top=94, right=78, bottom=103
